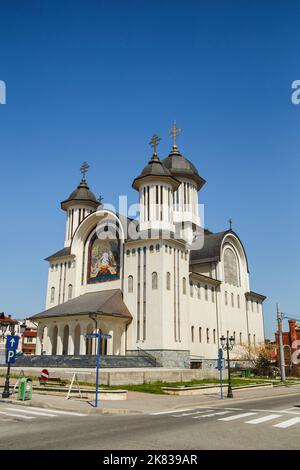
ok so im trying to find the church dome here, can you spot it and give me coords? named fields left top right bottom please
left=132, top=148, right=180, bottom=191
left=61, top=162, right=99, bottom=211
left=162, top=145, right=206, bottom=190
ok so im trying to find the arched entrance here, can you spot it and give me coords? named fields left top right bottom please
left=74, top=324, right=81, bottom=355
left=86, top=323, right=93, bottom=355
left=62, top=325, right=69, bottom=355
left=52, top=325, right=58, bottom=355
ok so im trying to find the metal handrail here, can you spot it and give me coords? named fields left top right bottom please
left=136, top=347, right=159, bottom=367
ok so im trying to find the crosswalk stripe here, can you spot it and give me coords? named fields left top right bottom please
left=173, top=410, right=214, bottom=417
left=6, top=408, right=57, bottom=417
left=219, top=412, right=257, bottom=421
left=245, top=414, right=282, bottom=424
left=194, top=411, right=232, bottom=418
left=273, top=417, right=300, bottom=429
left=0, top=411, right=36, bottom=420
left=151, top=409, right=193, bottom=415
left=19, top=406, right=87, bottom=417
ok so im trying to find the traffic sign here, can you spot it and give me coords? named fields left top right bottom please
left=41, top=369, right=49, bottom=381
left=5, top=349, right=16, bottom=364
left=100, top=333, right=112, bottom=339
left=6, top=335, right=19, bottom=351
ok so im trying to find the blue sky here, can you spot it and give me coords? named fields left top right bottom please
left=0, top=0, right=299, bottom=338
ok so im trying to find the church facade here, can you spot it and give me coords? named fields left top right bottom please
left=31, top=128, right=266, bottom=368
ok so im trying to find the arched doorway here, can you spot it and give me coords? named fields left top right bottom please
left=52, top=325, right=58, bottom=355
left=99, top=329, right=107, bottom=355
left=62, top=325, right=69, bottom=355
left=86, top=323, right=93, bottom=355
left=74, top=324, right=81, bottom=355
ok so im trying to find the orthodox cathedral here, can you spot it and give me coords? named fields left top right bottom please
left=31, top=126, right=266, bottom=368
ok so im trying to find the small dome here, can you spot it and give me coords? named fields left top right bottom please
left=132, top=153, right=180, bottom=191
left=162, top=145, right=206, bottom=190
left=61, top=179, right=99, bottom=211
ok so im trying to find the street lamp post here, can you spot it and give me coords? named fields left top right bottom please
left=220, top=332, right=235, bottom=399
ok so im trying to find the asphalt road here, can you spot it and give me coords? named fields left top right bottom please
left=0, top=393, right=300, bottom=450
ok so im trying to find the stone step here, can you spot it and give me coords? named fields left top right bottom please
left=14, top=354, right=156, bottom=368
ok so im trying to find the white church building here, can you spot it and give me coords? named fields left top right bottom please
left=31, top=127, right=266, bottom=368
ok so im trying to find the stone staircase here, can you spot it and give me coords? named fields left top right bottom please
left=13, top=354, right=157, bottom=368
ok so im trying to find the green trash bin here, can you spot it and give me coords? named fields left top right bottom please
left=17, top=378, right=33, bottom=401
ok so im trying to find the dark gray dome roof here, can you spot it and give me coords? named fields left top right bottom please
left=132, top=153, right=180, bottom=191
left=162, top=145, right=206, bottom=190
left=61, top=179, right=99, bottom=211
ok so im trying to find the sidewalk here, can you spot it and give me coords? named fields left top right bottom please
left=1, top=383, right=300, bottom=415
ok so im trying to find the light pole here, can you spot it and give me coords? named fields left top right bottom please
left=220, top=332, right=235, bottom=398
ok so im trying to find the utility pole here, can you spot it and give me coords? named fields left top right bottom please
left=277, top=303, right=286, bottom=382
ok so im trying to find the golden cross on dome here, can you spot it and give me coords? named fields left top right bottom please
left=229, top=218, right=233, bottom=230
left=80, top=161, right=89, bottom=181
left=169, top=121, right=181, bottom=146
left=149, top=134, right=161, bottom=154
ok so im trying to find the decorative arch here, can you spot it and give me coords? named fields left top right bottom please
left=224, top=246, right=240, bottom=287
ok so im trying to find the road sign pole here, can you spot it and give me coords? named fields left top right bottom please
left=2, top=360, right=11, bottom=398
left=95, top=333, right=101, bottom=408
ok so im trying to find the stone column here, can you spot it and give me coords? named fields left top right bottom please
left=68, top=323, right=75, bottom=355
left=79, top=322, right=87, bottom=355
left=56, top=323, right=63, bottom=356
left=120, top=326, right=126, bottom=356
left=107, top=329, right=114, bottom=356
left=113, top=327, right=121, bottom=355
left=35, top=324, right=43, bottom=355
left=44, top=326, right=52, bottom=355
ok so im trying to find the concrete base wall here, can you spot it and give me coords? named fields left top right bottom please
left=0, top=366, right=227, bottom=386
left=127, top=350, right=190, bottom=368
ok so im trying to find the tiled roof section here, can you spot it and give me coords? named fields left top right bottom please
left=0, top=312, right=18, bottom=324
left=45, top=247, right=72, bottom=261
left=190, top=230, right=229, bottom=264
left=30, top=289, right=132, bottom=320
left=245, top=291, right=267, bottom=302
left=162, top=146, right=206, bottom=190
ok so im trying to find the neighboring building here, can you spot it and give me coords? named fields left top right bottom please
left=30, top=129, right=266, bottom=368
left=0, top=312, right=19, bottom=351
left=20, top=320, right=37, bottom=355
left=275, top=320, right=300, bottom=376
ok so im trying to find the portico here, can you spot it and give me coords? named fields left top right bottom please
left=33, top=289, right=131, bottom=357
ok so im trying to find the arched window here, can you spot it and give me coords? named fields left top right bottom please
left=67, top=284, right=72, bottom=300
left=190, top=281, right=194, bottom=297
left=237, top=294, right=240, bottom=309
left=225, top=291, right=228, bottom=305
left=197, top=283, right=201, bottom=299
left=182, top=277, right=186, bottom=295
left=128, top=275, right=133, bottom=293
left=224, top=247, right=239, bottom=286
left=152, top=272, right=158, bottom=290
left=231, top=293, right=234, bottom=308
left=206, top=328, right=210, bottom=343
left=166, top=272, right=171, bottom=290
left=191, top=326, right=194, bottom=342
left=199, top=327, right=202, bottom=343
left=50, top=287, right=55, bottom=303
left=204, top=285, right=208, bottom=301
left=150, top=245, right=154, bottom=253
left=213, top=329, right=216, bottom=344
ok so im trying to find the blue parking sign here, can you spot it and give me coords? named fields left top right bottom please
left=6, top=335, right=19, bottom=351
left=5, top=349, right=16, bottom=364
